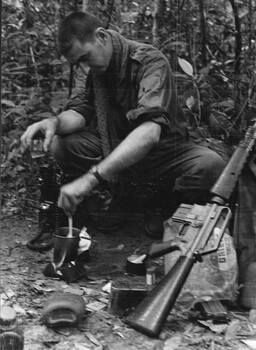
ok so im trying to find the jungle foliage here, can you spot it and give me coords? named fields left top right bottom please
left=1, top=0, right=256, bottom=212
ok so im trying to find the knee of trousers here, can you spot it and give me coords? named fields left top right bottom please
left=200, top=152, right=226, bottom=182
left=50, top=135, right=73, bottom=165
left=50, top=134, right=92, bottom=169
left=50, top=133, right=103, bottom=177
left=174, top=150, right=226, bottom=199
left=192, top=151, right=226, bottom=194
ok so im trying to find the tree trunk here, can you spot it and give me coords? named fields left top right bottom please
left=115, top=0, right=121, bottom=28
left=152, top=0, right=160, bottom=46
left=228, top=0, right=242, bottom=73
left=82, top=0, right=92, bottom=11
left=185, top=0, right=191, bottom=59
left=197, top=0, right=207, bottom=66
left=104, top=0, right=115, bottom=28
left=248, top=0, right=252, bottom=50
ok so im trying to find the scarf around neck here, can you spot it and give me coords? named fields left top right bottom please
left=92, top=30, right=130, bottom=157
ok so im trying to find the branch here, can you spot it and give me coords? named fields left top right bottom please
left=28, top=41, right=40, bottom=89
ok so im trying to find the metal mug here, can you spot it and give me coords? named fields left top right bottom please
left=53, top=227, right=81, bottom=266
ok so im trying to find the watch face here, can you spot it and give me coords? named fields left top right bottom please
left=90, top=166, right=97, bottom=173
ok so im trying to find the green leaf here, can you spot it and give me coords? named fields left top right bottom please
left=1, top=99, right=16, bottom=107
left=14, top=165, right=25, bottom=172
left=186, top=96, right=196, bottom=110
left=178, top=57, right=194, bottom=77
left=51, top=59, right=63, bottom=65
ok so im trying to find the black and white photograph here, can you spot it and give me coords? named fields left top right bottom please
left=1, top=0, right=256, bottom=349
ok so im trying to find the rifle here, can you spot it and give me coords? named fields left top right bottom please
left=125, top=121, right=256, bottom=338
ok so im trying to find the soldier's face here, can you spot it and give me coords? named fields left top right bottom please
left=66, top=29, right=112, bottom=74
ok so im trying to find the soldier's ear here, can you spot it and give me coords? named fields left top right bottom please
left=95, top=27, right=108, bottom=44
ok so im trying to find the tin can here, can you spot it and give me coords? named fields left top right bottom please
left=0, top=306, right=24, bottom=350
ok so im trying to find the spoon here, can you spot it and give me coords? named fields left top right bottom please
left=66, top=212, right=73, bottom=238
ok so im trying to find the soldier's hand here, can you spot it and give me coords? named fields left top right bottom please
left=58, top=181, right=84, bottom=215
left=58, top=173, right=98, bottom=214
left=20, top=117, right=59, bottom=153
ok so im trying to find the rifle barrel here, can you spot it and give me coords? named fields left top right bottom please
left=211, top=122, right=256, bottom=202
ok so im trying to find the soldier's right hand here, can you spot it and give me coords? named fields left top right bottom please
left=20, top=117, right=59, bottom=153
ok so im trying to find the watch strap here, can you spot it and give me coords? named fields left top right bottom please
left=89, top=166, right=108, bottom=187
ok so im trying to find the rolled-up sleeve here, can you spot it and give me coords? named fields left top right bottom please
left=126, top=52, right=180, bottom=133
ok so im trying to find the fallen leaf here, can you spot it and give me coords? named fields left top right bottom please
left=84, top=331, right=100, bottom=346
left=13, top=304, right=26, bottom=315
left=89, top=279, right=107, bottom=284
left=31, top=284, right=46, bottom=293
left=20, top=268, right=29, bottom=273
left=1, top=266, right=10, bottom=271
left=0, top=292, right=8, bottom=304
left=198, top=320, right=227, bottom=333
left=105, top=244, right=125, bottom=252
left=95, top=346, right=103, bottom=350
left=64, top=287, right=84, bottom=296
left=116, top=331, right=125, bottom=338
left=241, top=339, right=256, bottom=349
left=249, top=310, right=256, bottom=324
left=209, top=340, right=215, bottom=350
left=33, top=298, right=42, bottom=304
left=27, top=309, right=39, bottom=317
left=81, top=287, right=97, bottom=296
left=43, top=339, right=60, bottom=346
left=229, top=311, right=248, bottom=321
left=183, top=323, right=194, bottom=336
left=164, top=335, right=182, bottom=350
left=74, top=343, right=91, bottom=350
left=102, top=281, right=112, bottom=293
left=225, top=319, right=241, bottom=341
left=97, top=297, right=109, bottom=305
left=113, top=325, right=121, bottom=330
left=86, top=301, right=106, bottom=312
left=54, top=329, right=71, bottom=336
left=5, top=289, right=15, bottom=299
left=60, top=282, right=69, bottom=289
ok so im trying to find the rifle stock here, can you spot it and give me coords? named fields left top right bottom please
left=126, top=121, right=256, bottom=337
left=126, top=255, right=194, bottom=337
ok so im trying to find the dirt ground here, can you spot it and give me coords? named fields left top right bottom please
left=1, top=204, right=256, bottom=350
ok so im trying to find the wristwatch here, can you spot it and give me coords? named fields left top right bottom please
left=88, top=165, right=108, bottom=187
